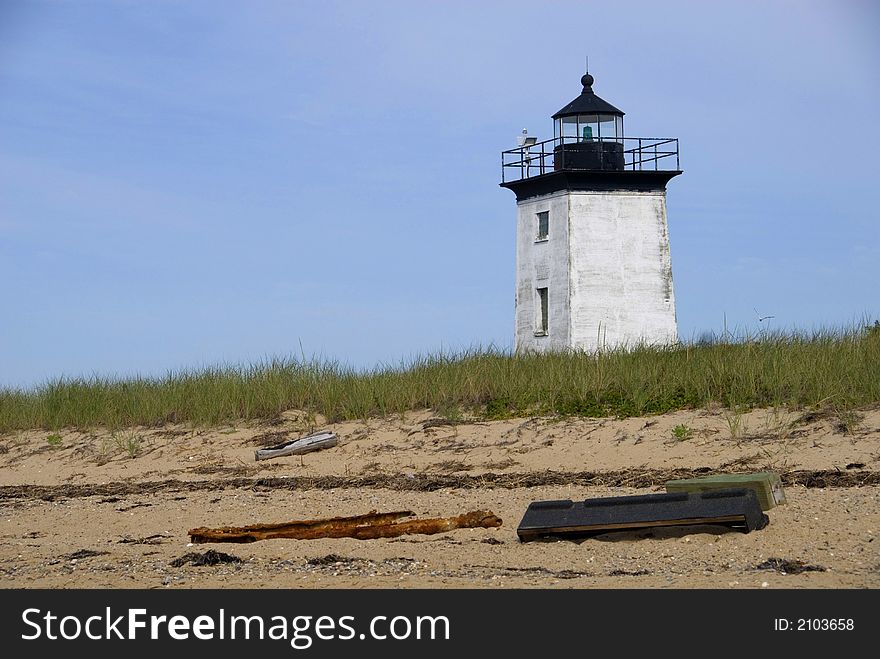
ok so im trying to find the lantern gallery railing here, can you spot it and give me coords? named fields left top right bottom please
left=501, top=136, right=680, bottom=183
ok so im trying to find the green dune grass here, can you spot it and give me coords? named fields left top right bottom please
left=2, top=326, right=878, bottom=432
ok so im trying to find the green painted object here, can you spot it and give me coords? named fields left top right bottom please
left=665, top=472, right=786, bottom=511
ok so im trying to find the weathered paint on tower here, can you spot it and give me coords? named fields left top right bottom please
left=501, top=72, right=682, bottom=353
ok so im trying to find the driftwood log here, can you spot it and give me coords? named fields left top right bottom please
left=189, top=509, right=502, bottom=544
left=254, top=431, right=338, bottom=461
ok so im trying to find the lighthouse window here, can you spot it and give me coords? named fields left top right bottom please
left=536, top=211, right=549, bottom=240
left=599, top=117, right=616, bottom=141
left=536, top=287, right=549, bottom=335
left=578, top=115, right=599, bottom=143
left=560, top=116, right=578, bottom=138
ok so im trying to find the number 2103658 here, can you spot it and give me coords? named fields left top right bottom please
left=774, top=618, right=854, bottom=631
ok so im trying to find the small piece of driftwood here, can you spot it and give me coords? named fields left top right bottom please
left=189, top=509, right=502, bottom=543
left=254, top=431, right=338, bottom=461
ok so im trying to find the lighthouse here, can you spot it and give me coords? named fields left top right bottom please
left=501, top=71, right=682, bottom=353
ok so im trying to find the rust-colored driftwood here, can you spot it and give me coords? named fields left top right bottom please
left=189, top=509, right=502, bottom=544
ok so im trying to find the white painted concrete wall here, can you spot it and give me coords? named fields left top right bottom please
left=567, top=190, right=677, bottom=350
left=514, top=189, right=677, bottom=353
left=514, top=192, right=571, bottom=352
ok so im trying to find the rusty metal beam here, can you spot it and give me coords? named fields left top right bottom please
left=189, top=509, right=502, bottom=543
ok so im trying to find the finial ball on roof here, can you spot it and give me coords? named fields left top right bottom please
left=581, top=73, right=594, bottom=89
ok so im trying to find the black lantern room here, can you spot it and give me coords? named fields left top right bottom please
left=552, top=73, right=625, bottom=171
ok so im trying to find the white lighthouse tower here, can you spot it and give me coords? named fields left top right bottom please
left=501, top=71, right=681, bottom=353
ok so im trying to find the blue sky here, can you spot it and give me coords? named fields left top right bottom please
left=2, top=0, right=878, bottom=388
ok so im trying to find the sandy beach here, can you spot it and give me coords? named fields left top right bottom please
left=1, top=406, right=878, bottom=588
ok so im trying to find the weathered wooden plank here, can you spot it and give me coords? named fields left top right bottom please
left=517, top=489, right=769, bottom=541
left=254, top=431, right=338, bottom=461
left=665, top=472, right=785, bottom=511
left=190, top=510, right=502, bottom=543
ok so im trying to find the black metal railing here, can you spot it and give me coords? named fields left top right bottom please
left=501, top=136, right=679, bottom=183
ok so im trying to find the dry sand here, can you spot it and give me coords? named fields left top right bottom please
left=1, top=406, right=878, bottom=589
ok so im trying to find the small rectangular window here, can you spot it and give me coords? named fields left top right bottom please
left=536, top=211, right=549, bottom=240
left=536, top=287, right=548, bottom=335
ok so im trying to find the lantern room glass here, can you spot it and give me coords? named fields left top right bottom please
left=555, top=114, right=623, bottom=144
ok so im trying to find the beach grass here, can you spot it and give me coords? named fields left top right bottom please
left=1, top=325, right=878, bottom=431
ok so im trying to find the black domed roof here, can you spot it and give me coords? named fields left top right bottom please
left=552, top=73, right=624, bottom=119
